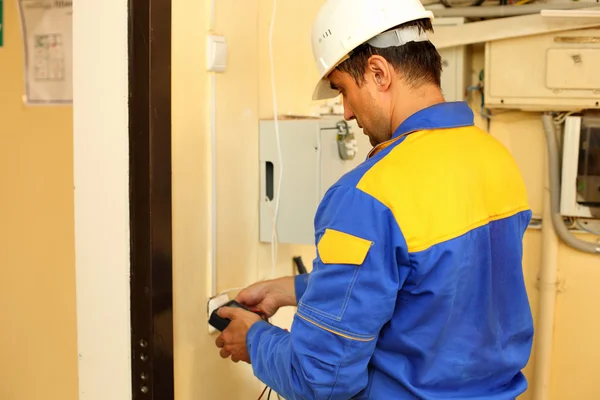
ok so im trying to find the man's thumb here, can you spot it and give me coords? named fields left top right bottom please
left=235, top=291, right=259, bottom=307
left=217, top=306, right=238, bottom=320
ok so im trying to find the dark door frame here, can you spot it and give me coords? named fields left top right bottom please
left=128, top=0, right=174, bottom=398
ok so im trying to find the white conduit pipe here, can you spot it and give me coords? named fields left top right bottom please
left=533, top=157, right=559, bottom=400
left=430, top=2, right=599, bottom=18
left=209, top=0, right=218, bottom=297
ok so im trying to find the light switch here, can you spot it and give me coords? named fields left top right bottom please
left=207, top=35, right=227, bottom=72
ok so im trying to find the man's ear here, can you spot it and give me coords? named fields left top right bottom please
left=366, top=55, right=392, bottom=92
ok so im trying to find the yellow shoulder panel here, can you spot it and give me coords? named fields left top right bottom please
left=317, top=228, right=373, bottom=265
left=357, top=127, right=529, bottom=253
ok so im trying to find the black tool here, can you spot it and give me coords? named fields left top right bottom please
left=209, top=300, right=264, bottom=332
left=293, top=256, right=308, bottom=275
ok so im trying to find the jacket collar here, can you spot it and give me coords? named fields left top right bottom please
left=368, top=101, right=474, bottom=158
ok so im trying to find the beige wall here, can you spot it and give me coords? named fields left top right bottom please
left=0, top=1, right=78, bottom=399
left=172, top=1, right=600, bottom=399
left=172, top=0, right=320, bottom=398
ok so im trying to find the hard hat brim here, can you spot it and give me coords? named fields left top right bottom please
left=312, top=78, right=340, bottom=101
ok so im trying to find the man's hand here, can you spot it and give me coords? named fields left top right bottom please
left=215, top=306, right=263, bottom=364
left=235, top=276, right=297, bottom=318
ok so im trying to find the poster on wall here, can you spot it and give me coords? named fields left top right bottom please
left=18, top=0, right=72, bottom=104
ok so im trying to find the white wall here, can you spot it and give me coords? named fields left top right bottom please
left=73, top=0, right=132, bottom=399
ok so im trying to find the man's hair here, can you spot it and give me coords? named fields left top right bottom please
left=337, top=18, right=442, bottom=88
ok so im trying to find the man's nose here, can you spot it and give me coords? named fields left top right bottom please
left=343, top=97, right=355, bottom=121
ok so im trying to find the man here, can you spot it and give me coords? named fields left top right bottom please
left=214, top=0, right=534, bottom=398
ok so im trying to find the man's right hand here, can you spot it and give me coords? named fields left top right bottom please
left=235, top=276, right=297, bottom=318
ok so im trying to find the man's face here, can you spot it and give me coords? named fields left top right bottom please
left=328, top=69, right=391, bottom=147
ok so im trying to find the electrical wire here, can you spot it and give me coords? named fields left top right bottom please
left=553, top=111, right=578, bottom=125
left=268, top=0, right=282, bottom=281
left=575, top=219, right=600, bottom=236
left=257, top=385, right=282, bottom=400
left=257, top=385, right=269, bottom=400
left=436, top=0, right=500, bottom=6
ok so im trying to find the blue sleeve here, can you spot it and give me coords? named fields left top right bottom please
left=294, top=273, right=309, bottom=301
left=247, top=185, right=410, bottom=399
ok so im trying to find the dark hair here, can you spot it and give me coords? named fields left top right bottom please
left=336, top=18, right=442, bottom=88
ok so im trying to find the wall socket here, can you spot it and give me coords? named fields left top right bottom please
left=207, top=293, right=230, bottom=334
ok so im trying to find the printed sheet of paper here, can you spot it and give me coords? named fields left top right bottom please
left=19, top=0, right=72, bottom=104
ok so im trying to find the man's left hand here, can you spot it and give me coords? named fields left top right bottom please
left=214, top=306, right=263, bottom=364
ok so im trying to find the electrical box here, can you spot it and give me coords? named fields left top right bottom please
left=206, top=35, right=227, bottom=72
left=561, top=113, right=600, bottom=218
left=434, top=17, right=469, bottom=102
left=259, top=116, right=371, bottom=245
left=484, top=28, right=600, bottom=111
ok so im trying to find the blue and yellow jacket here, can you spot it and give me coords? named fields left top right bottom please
left=247, top=102, right=534, bottom=399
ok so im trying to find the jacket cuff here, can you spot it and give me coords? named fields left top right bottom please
left=247, top=320, right=272, bottom=346
left=246, top=320, right=284, bottom=365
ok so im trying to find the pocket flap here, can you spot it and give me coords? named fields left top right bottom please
left=317, top=228, right=373, bottom=266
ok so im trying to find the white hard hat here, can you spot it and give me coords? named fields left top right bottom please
left=310, top=0, right=434, bottom=100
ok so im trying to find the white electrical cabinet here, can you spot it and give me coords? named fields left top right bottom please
left=259, top=116, right=371, bottom=245
left=434, top=17, right=469, bottom=102
left=485, top=27, right=600, bottom=111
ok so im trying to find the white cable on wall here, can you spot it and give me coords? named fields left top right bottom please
left=268, top=0, right=283, bottom=280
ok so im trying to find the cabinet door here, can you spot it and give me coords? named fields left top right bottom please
left=439, top=46, right=466, bottom=102
left=259, top=120, right=320, bottom=245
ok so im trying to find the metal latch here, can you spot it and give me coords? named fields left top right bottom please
left=335, top=120, right=358, bottom=161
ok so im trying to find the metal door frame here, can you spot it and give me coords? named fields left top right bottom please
left=128, top=0, right=174, bottom=397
